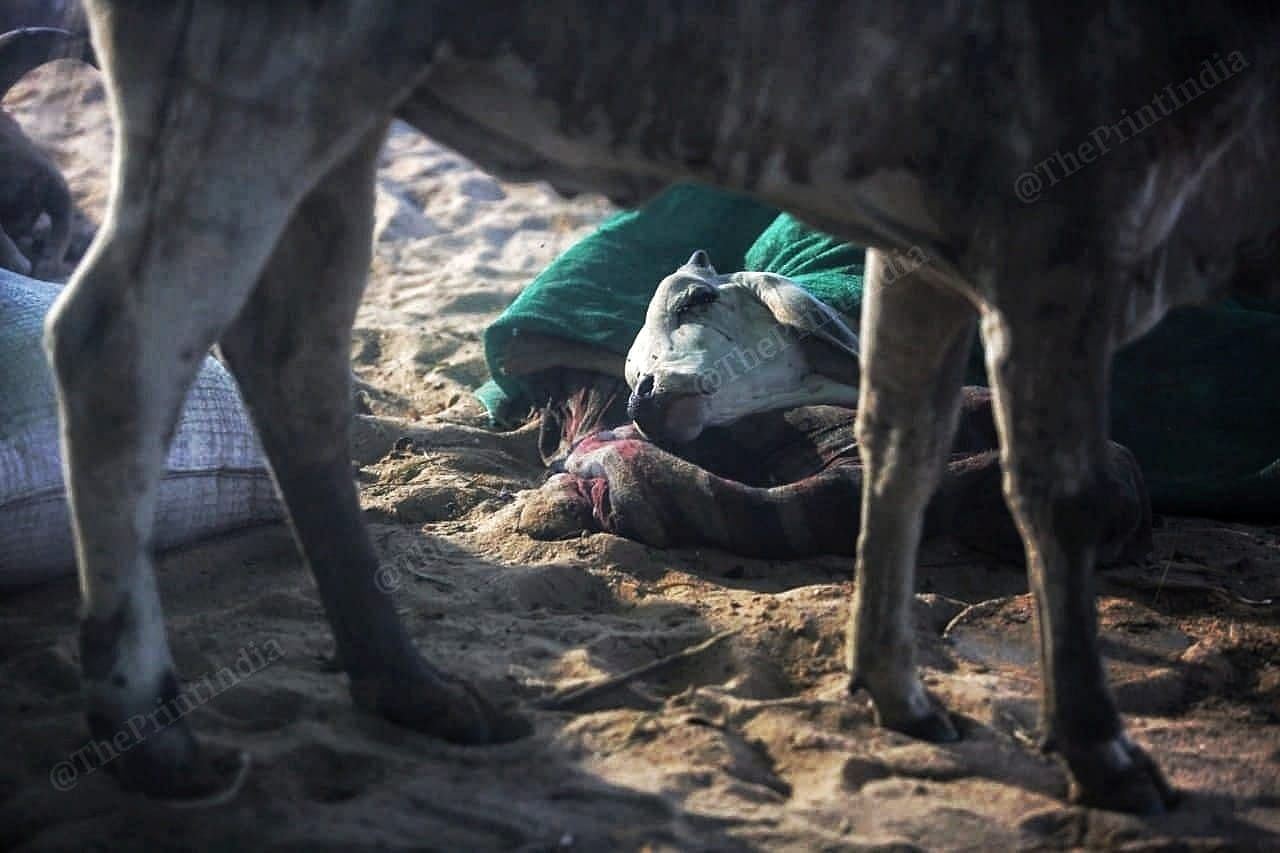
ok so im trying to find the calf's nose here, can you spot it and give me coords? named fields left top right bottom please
left=634, top=374, right=656, bottom=399
left=628, top=374, right=661, bottom=428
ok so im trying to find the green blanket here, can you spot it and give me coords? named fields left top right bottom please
left=479, top=184, right=1280, bottom=520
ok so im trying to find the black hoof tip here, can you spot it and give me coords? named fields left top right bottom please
left=893, top=709, right=960, bottom=743
left=1061, top=737, right=1178, bottom=815
left=111, top=738, right=250, bottom=807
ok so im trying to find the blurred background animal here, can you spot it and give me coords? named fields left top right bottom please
left=0, top=25, right=95, bottom=276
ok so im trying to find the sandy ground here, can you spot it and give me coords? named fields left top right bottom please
left=2, top=62, right=1279, bottom=852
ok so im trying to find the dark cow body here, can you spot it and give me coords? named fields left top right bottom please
left=47, top=0, right=1280, bottom=810
left=407, top=5, right=1280, bottom=292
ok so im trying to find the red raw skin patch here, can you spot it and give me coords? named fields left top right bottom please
left=607, top=439, right=645, bottom=461
left=559, top=431, right=662, bottom=530
left=557, top=469, right=615, bottom=530
left=570, top=432, right=647, bottom=461
left=587, top=477, right=612, bottom=529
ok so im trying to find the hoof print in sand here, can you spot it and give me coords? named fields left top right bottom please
left=277, top=743, right=385, bottom=804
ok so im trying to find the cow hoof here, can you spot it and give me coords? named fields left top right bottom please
left=96, top=720, right=249, bottom=806
left=155, top=747, right=251, bottom=808
left=1058, top=734, right=1178, bottom=814
left=850, top=674, right=959, bottom=742
left=880, top=705, right=960, bottom=743
left=351, top=661, right=531, bottom=745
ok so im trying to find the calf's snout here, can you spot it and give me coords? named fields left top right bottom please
left=632, top=373, right=656, bottom=401
left=627, top=374, right=711, bottom=445
left=627, top=373, right=662, bottom=434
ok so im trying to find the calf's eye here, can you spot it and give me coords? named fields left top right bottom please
left=676, top=287, right=718, bottom=317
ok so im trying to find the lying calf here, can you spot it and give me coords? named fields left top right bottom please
left=519, top=253, right=1152, bottom=565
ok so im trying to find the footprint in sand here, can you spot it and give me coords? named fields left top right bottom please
left=482, top=563, right=617, bottom=614
left=2, top=643, right=81, bottom=698
left=278, top=743, right=386, bottom=804
left=207, top=684, right=308, bottom=734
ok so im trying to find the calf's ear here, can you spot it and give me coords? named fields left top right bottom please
left=732, top=272, right=861, bottom=386
left=684, top=249, right=716, bottom=273
left=797, top=335, right=860, bottom=387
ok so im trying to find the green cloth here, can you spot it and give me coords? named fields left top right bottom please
left=477, top=185, right=783, bottom=420
left=1108, top=302, right=1280, bottom=517
left=477, top=184, right=864, bottom=420
left=480, top=183, right=1280, bottom=520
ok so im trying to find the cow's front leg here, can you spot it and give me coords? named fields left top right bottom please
left=848, top=250, right=977, bottom=739
left=980, top=269, right=1175, bottom=813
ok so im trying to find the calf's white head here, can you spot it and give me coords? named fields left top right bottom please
left=625, top=250, right=862, bottom=443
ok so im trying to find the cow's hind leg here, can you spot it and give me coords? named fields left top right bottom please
left=848, top=250, right=976, bottom=738
left=218, top=125, right=527, bottom=744
left=45, top=0, right=428, bottom=799
left=42, top=150, right=303, bottom=803
left=980, top=272, right=1175, bottom=813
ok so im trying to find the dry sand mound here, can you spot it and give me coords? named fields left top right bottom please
left=2, top=62, right=1278, bottom=852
